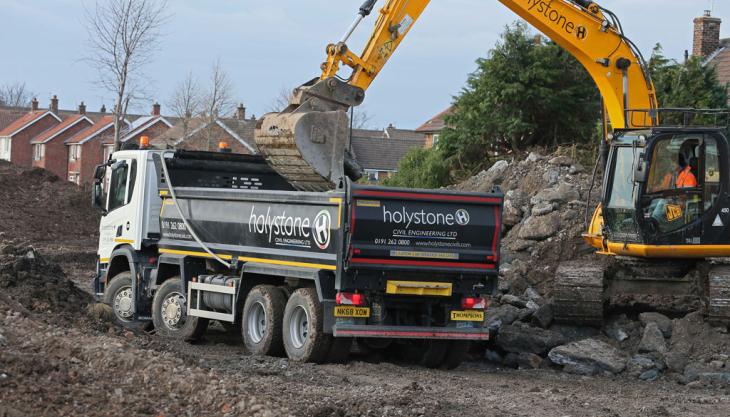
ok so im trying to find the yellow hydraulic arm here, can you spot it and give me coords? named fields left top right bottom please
left=321, top=0, right=659, bottom=129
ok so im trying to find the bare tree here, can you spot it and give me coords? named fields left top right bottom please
left=0, top=82, right=35, bottom=107
left=167, top=70, right=202, bottom=140
left=201, top=59, right=234, bottom=150
left=266, top=86, right=294, bottom=113
left=85, top=0, right=168, bottom=150
left=352, top=108, right=374, bottom=130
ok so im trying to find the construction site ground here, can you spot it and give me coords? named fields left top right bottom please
left=1, top=161, right=730, bottom=416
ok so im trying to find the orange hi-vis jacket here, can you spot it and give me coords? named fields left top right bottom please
left=676, top=166, right=697, bottom=188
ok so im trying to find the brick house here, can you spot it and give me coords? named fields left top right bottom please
left=119, top=103, right=172, bottom=146
left=30, top=104, right=93, bottom=179
left=152, top=104, right=257, bottom=154
left=415, top=106, right=453, bottom=149
left=65, top=115, right=119, bottom=185
left=350, top=126, right=426, bottom=182
left=0, top=97, right=62, bottom=167
left=693, top=11, right=730, bottom=105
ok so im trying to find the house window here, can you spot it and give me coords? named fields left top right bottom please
left=69, top=145, right=81, bottom=161
left=68, top=172, right=80, bottom=185
left=33, top=144, right=45, bottom=161
left=0, top=137, right=10, bottom=161
left=365, top=170, right=379, bottom=182
left=432, top=134, right=440, bottom=147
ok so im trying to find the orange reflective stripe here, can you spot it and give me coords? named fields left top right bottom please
left=676, top=167, right=697, bottom=188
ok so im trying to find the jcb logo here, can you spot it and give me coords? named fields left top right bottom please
left=312, top=210, right=331, bottom=250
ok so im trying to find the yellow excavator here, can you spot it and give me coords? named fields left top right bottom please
left=255, top=0, right=730, bottom=326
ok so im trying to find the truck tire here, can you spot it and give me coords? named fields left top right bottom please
left=152, top=278, right=208, bottom=342
left=242, top=285, right=286, bottom=357
left=102, top=272, right=148, bottom=331
left=282, top=287, right=332, bottom=363
left=442, top=341, right=470, bottom=370
left=419, top=340, right=449, bottom=368
left=326, top=337, right=353, bottom=364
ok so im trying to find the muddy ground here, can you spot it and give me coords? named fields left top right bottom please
left=0, top=242, right=728, bottom=417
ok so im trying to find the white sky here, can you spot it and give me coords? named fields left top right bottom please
left=0, top=0, right=726, bottom=129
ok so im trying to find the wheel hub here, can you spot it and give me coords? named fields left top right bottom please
left=161, top=292, right=185, bottom=329
left=113, top=287, right=134, bottom=322
left=289, top=305, right=309, bottom=349
left=247, top=301, right=267, bottom=344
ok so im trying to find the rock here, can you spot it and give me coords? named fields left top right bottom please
left=604, top=321, right=630, bottom=342
left=503, top=191, right=526, bottom=227
left=684, top=362, right=714, bottom=383
left=548, top=338, right=628, bottom=375
left=523, top=287, right=544, bottom=304
left=710, top=360, right=725, bottom=370
left=517, top=353, right=543, bottom=369
left=665, top=351, right=690, bottom=374
left=506, top=239, right=534, bottom=252
left=485, top=304, right=521, bottom=327
left=525, top=300, right=539, bottom=311
left=627, top=354, right=664, bottom=377
left=531, top=203, right=555, bottom=217
left=569, top=164, right=584, bottom=174
left=517, top=308, right=535, bottom=322
left=531, top=182, right=580, bottom=206
left=86, top=303, right=115, bottom=322
left=495, top=323, right=567, bottom=355
left=500, top=294, right=527, bottom=308
left=0, top=332, right=6, bottom=346
left=669, top=312, right=704, bottom=356
left=484, top=349, right=503, bottom=364
left=531, top=304, right=554, bottom=329
left=548, top=156, right=573, bottom=166
left=550, top=324, right=600, bottom=343
left=518, top=212, right=561, bottom=241
left=543, top=167, right=561, bottom=185
left=640, top=369, right=661, bottom=381
left=503, top=353, right=520, bottom=368
left=526, top=152, right=544, bottom=162
left=639, top=312, right=672, bottom=338
left=488, top=160, right=509, bottom=176
left=638, top=322, right=667, bottom=354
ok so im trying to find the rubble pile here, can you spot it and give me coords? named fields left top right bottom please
left=0, top=240, right=91, bottom=323
left=458, top=150, right=730, bottom=385
left=0, top=161, right=99, bottom=244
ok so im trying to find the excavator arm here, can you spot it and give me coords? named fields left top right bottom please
left=255, top=0, right=659, bottom=190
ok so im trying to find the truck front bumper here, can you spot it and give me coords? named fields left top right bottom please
left=332, top=323, right=490, bottom=340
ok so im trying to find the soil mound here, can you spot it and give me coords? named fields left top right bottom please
left=0, top=241, right=91, bottom=322
left=0, top=161, right=99, bottom=244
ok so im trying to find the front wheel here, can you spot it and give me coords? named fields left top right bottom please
left=102, top=272, right=148, bottom=330
left=152, top=278, right=208, bottom=341
left=282, top=287, right=332, bottom=363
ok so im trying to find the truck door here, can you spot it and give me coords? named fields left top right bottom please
left=701, top=134, right=729, bottom=244
left=98, top=156, right=140, bottom=261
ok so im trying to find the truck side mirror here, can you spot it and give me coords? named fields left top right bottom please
left=92, top=164, right=107, bottom=213
left=94, top=163, right=107, bottom=180
left=633, top=152, right=649, bottom=183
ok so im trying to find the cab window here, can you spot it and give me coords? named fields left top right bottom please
left=108, top=159, right=136, bottom=211
left=704, top=137, right=720, bottom=211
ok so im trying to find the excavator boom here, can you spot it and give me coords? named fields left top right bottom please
left=254, top=0, right=659, bottom=190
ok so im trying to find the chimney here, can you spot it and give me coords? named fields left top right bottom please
left=100, top=104, right=107, bottom=114
left=78, top=101, right=86, bottom=115
left=693, top=11, right=721, bottom=58
left=50, top=95, right=59, bottom=115
left=236, top=103, right=246, bottom=120
left=152, top=102, right=161, bottom=116
left=31, top=98, right=39, bottom=111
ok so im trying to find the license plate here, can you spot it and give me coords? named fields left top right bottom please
left=450, top=310, right=484, bottom=322
left=334, top=306, right=371, bottom=318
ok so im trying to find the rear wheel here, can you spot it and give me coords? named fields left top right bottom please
left=152, top=278, right=208, bottom=341
left=103, top=272, right=148, bottom=330
left=282, top=287, right=332, bottom=363
left=242, top=285, right=286, bottom=356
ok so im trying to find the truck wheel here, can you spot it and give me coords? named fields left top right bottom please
left=103, top=272, right=147, bottom=330
left=419, top=340, right=449, bottom=368
left=442, top=341, right=471, bottom=370
left=242, top=285, right=286, bottom=357
left=152, top=278, right=208, bottom=341
left=282, top=287, right=332, bottom=363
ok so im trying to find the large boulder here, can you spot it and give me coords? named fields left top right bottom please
left=530, top=182, right=580, bottom=206
left=639, top=312, right=673, bottom=338
left=548, top=338, right=628, bottom=375
left=518, top=212, right=561, bottom=241
left=638, top=322, right=667, bottom=354
left=495, top=323, right=567, bottom=355
left=485, top=304, right=521, bottom=328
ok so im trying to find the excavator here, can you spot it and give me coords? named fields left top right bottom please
left=255, top=0, right=730, bottom=326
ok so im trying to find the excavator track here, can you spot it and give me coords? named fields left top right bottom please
left=708, top=266, right=730, bottom=326
left=552, top=261, right=605, bottom=327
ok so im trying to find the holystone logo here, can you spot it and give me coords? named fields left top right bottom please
left=312, top=210, right=331, bottom=250
left=455, top=209, right=470, bottom=226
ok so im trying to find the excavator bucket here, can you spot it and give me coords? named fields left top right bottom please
left=255, top=78, right=365, bottom=191
left=255, top=110, right=350, bottom=191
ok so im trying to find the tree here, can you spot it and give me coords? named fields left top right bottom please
left=0, top=82, right=35, bottom=107
left=352, top=107, right=374, bottom=129
left=201, top=59, right=235, bottom=150
left=266, top=86, right=294, bottom=113
left=437, top=22, right=600, bottom=177
left=167, top=70, right=202, bottom=139
left=85, top=0, right=168, bottom=150
left=649, top=44, right=728, bottom=111
left=383, top=147, right=449, bottom=189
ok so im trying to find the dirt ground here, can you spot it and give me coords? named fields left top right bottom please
left=1, top=247, right=729, bottom=417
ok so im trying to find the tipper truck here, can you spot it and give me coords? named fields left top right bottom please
left=93, top=147, right=502, bottom=367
